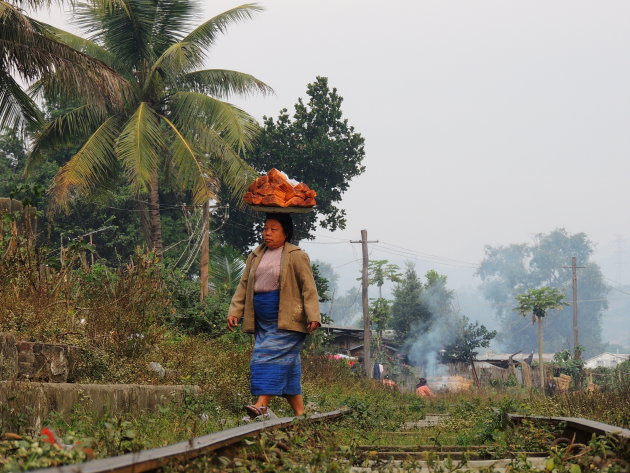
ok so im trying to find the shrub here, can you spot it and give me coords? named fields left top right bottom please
left=160, top=267, right=230, bottom=337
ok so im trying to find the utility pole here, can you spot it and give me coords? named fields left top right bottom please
left=563, top=257, right=585, bottom=359
left=351, top=230, right=378, bottom=378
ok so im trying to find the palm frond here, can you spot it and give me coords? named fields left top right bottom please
left=74, top=0, right=154, bottom=71
left=149, top=0, right=195, bottom=56
left=27, top=104, right=106, bottom=174
left=115, top=102, right=165, bottom=193
left=210, top=247, right=245, bottom=294
left=143, top=41, right=203, bottom=95
left=0, top=4, right=130, bottom=110
left=88, top=0, right=131, bottom=16
left=9, top=0, right=56, bottom=8
left=168, top=91, right=260, bottom=152
left=49, top=116, right=120, bottom=211
left=47, top=25, right=120, bottom=70
left=0, top=69, right=42, bottom=131
left=178, top=69, right=272, bottom=99
left=181, top=116, right=257, bottom=200
left=158, top=113, right=218, bottom=205
left=181, top=3, right=263, bottom=54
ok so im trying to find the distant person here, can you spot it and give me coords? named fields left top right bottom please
left=227, top=213, right=321, bottom=418
left=382, top=375, right=397, bottom=389
left=416, top=377, right=435, bottom=397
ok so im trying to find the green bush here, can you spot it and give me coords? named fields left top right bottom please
left=161, top=267, right=230, bottom=337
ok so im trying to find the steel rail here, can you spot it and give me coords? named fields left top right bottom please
left=31, top=408, right=351, bottom=473
left=507, top=413, right=630, bottom=442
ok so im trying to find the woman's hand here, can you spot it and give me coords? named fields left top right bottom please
left=227, top=315, right=240, bottom=332
left=306, top=321, right=320, bottom=333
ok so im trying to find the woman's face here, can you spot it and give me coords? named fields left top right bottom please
left=262, top=219, right=287, bottom=249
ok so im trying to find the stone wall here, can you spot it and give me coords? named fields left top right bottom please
left=0, top=333, right=79, bottom=382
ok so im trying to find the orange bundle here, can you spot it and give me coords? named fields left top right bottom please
left=243, top=169, right=317, bottom=208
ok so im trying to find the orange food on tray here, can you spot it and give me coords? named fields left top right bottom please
left=243, top=169, right=317, bottom=208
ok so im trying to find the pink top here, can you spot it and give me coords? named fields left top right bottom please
left=254, top=246, right=283, bottom=293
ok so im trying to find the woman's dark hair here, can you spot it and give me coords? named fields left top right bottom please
left=265, top=213, right=294, bottom=243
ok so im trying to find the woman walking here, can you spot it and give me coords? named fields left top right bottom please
left=227, top=213, right=320, bottom=417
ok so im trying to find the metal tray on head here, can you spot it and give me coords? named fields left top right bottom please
left=248, top=205, right=316, bottom=214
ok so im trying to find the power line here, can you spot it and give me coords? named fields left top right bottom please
left=372, top=244, right=478, bottom=269
left=378, top=240, right=479, bottom=267
left=603, top=277, right=630, bottom=296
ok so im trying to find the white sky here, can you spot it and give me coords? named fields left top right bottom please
left=34, top=1, right=630, bottom=337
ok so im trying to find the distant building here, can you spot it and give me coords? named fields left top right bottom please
left=322, top=325, right=364, bottom=354
left=322, top=325, right=399, bottom=357
left=476, top=351, right=556, bottom=369
left=584, top=352, right=630, bottom=369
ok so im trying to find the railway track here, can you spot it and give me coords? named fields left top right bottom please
left=28, top=409, right=629, bottom=472
left=30, top=408, right=351, bottom=473
left=353, top=413, right=630, bottom=471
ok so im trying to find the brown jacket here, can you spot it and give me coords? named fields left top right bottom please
left=228, top=243, right=321, bottom=333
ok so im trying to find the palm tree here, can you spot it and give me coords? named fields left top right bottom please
left=0, top=0, right=130, bottom=131
left=515, top=286, right=568, bottom=391
left=27, top=1, right=271, bottom=252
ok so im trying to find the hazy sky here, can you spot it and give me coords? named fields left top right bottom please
left=35, top=1, right=630, bottom=335
left=196, top=1, right=630, bottom=289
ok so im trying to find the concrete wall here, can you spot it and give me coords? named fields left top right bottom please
left=0, top=381, right=200, bottom=431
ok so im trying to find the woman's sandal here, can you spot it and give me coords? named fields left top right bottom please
left=244, top=404, right=267, bottom=417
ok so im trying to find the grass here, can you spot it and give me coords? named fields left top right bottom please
left=1, top=244, right=629, bottom=471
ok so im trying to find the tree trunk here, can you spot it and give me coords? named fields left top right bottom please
left=470, top=360, right=480, bottom=388
left=537, top=316, right=545, bottom=392
left=199, top=201, right=210, bottom=301
left=148, top=174, right=163, bottom=255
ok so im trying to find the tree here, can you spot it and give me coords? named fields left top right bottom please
left=423, top=269, right=455, bottom=320
left=361, top=259, right=401, bottom=359
left=442, top=315, right=496, bottom=386
left=515, top=286, right=568, bottom=390
left=27, top=1, right=271, bottom=253
left=366, top=259, right=402, bottom=298
left=478, top=228, right=608, bottom=356
left=219, top=76, right=365, bottom=251
left=391, top=263, right=432, bottom=341
left=0, top=0, right=133, bottom=132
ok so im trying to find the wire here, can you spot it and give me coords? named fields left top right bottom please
left=332, top=258, right=362, bottom=269
left=378, top=240, right=479, bottom=267
left=372, top=244, right=478, bottom=269
left=603, top=278, right=630, bottom=296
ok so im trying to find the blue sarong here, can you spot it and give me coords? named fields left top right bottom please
left=250, top=290, right=306, bottom=396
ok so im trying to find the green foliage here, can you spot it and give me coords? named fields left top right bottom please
left=161, top=243, right=247, bottom=337
left=0, top=130, right=145, bottom=264
left=370, top=297, right=392, bottom=333
left=479, top=228, right=608, bottom=356
left=442, top=315, right=497, bottom=363
left=422, top=269, right=456, bottom=320
left=0, top=0, right=130, bottom=132
left=312, top=263, right=332, bottom=303
left=391, top=263, right=432, bottom=340
left=219, top=76, right=366, bottom=250
left=515, top=286, right=568, bottom=320
left=162, top=267, right=231, bottom=337
left=0, top=433, right=93, bottom=472
left=542, top=434, right=628, bottom=473
left=29, top=1, right=269, bottom=250
left=551, top=349, right=586, bottom=388
left=365, top=259, right=402, bottom=294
